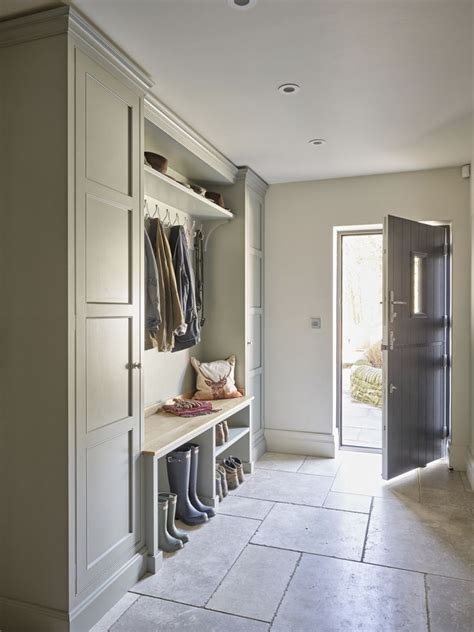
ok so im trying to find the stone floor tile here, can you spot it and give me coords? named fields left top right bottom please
left=251, top=502, right=368, bottom=560
left=233, top=468, right=332, bottom=506
left=111, top=596, right=269, bottom=631
left=298, top=456, right=341, bottom=477
left=271, top=554, right=427, bottom=632
left=420, top=459, right=465, bottom=492
left=332, top=452, right=420, bottom=500
left=91, top=592, right=139, bottom=631
left=131, top=514, right=258, bottom=606
left=207, top=544, right=299, bottom=621
left=323, top=491, right=372, bottom=513
left=255, top=452, right=305, bottom=472
left=426, top=574, right=474, bottom=632
left=364, top=497, right=473, bottom=580
left=420, top=487, right=474, bottom=512
left=218, top=496, right=274, bottom=520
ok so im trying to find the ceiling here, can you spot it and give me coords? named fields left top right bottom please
left=2, top=0, right=472, bottom=183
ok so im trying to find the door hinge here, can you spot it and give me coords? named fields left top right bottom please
left=442, top=354, right=449, bottom=369
left=443, top=315, right=449, bottom=328
left=443, top=242, right=449, bottom=257
left=443, top=425, right=449, bottom=439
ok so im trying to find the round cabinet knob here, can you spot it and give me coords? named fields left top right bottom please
left=131, top=362, right=142, bottom=369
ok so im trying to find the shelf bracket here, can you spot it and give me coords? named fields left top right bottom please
left=204, top=219, right=231, bottom=252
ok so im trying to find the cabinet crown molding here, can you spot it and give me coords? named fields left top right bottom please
left=145, top=93, right=238, bottom=184
left=0, top=5, right=154, bottom=92
left=236, top=166, right=269, bottom=197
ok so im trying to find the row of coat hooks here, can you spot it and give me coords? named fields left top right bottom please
left=144, top=198, right=203, bottom=245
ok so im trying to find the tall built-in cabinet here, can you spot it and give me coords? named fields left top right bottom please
left=0, top=8, right=152, bottom=631
left=0, top=7, right=267, bottom=631
left=200, top=169, right=267, bottom=458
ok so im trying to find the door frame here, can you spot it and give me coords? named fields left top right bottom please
left=335, top=226, right=383, bottom=452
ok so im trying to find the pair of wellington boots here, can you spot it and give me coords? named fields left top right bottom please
left=167, top=443, right=216, bottom=526
left=219, top=456, right=244, bottom=491
left=158, top=492, right=189, bottom=552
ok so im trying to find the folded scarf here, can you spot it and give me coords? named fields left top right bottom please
left=162, top=399, right=221, bottom=417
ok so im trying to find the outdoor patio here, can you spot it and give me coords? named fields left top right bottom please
left=341, top=368, right=382, bottom=449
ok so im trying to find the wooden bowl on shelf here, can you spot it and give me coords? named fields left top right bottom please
left=145, top=152, right=168, bottom=174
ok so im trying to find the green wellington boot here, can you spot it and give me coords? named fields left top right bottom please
left=159, top=492, right=189, bottom=544
left=158, top=498, right=184, bottom=552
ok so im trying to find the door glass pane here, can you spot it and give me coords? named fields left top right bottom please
left=412, top=253, right=426, bottom=315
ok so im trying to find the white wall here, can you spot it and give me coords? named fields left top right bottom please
left=265, top=167, right=470, bottom=467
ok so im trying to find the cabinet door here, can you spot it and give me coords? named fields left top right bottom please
left=247, top=190, right=265, bottom=451
left=75, top=50, right=142, bottom=593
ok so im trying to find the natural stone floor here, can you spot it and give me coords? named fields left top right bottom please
left=92, top=452, right=473, bottom=631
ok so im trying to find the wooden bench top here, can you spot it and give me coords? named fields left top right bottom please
left=143, top=396, right=253, bottom=457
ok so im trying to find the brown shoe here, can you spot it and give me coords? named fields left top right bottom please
left=222, top=419, right=230, bottom=442
left=216, top=463, right=228, bottom=497
left=220, top=459, right=239, bottom=490
left=215, top=422, right=225, bottom=446
left=228, top=456, right=244, bottom=484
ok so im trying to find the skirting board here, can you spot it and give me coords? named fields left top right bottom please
left=253, top=433, right=267, bottom=462
left=466, top=448, right=474, bottom=490
left=447, top=440, right=468, bottom=471
left=1, top=552, right=147, bottom=632
left=265, top=428, right=337, bottom=458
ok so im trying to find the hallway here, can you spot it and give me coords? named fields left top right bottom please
left=92, top=452, right=473, bottom=631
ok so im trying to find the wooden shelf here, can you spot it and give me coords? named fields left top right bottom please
left=215, top=427, right=250, bottom=457
left=143, top=396, right=252, bottom=458
left=144, top=165, right=234, bottom=221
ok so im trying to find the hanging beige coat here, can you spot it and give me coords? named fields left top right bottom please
left=146, top=218, right=184, bottom=351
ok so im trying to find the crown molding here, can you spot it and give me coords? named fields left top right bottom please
left=144, top=93, right=238, bottom=184
left=0, top=6, right=154, bottom=93
left=236, top=166, right=269, bottom=197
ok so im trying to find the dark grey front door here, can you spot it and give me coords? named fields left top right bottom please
left=382, top=215, right=449, bottom=480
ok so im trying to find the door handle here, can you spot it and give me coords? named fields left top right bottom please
left=389, top=384, right=397, bottom=394
left=389, top=290, right=407, bottom=323
left=130, top=362, right=142, bottom=369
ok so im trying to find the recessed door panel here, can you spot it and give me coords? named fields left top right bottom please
left=86, top=74, right=131, bottom=195
left=86, top=196, right=131, bottom=304
left=86, top=431, right=131, bottom=567
left=86, top=317, right=131, bottom=433
left=250, top=199, right=262, bottom=250
left=250, top=313, right=262, bottom=370
left=250, top=254, right=262, bottom=309
left=249, top=373, right=262, bottom=433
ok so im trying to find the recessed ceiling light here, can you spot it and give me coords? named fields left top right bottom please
left=308, top=138, right=326, bottom=146
left=228, top=0, right=257, bottom=9
left=278, top=83, right=300, bottom=95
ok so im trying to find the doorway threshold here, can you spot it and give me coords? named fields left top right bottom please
left=339, top=445, right=382, bottom=455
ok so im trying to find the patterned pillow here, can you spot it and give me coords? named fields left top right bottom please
left=191, top=355, right=243, bottom=400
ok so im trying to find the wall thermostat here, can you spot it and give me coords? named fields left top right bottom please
left=311, top=317, right=322, bottom=330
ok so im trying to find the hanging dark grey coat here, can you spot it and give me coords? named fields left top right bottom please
left=169, top=225, right=200, bottom=351
left=144, top=227, right=161, bottom=348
